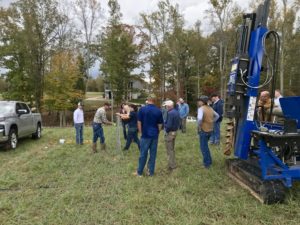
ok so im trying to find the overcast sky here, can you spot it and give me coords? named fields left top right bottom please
left=0, top=0, right=254, bottom=34
left=116, top=0, right=252, bottom=33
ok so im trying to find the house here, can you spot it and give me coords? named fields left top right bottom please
left=104, top=77, right=147, bottom=100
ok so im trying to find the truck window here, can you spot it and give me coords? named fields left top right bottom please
left=16, top=103, right=22, bottom=114
left=0, top=102, right=14, bottom=114
left=20, top=103, right=30, bottom=114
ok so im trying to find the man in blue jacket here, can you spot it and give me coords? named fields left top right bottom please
left=210, top=94, right=223, bottom=145
left=178, top=98, right=189, bottom=133
left=164, top=100, right=180, bottom=171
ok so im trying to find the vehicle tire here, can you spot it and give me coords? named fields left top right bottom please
left=6, top=129, right=18, bottom=150
left=32, top=124, right=42, bottom=139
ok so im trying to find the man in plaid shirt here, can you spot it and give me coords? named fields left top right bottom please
left=92, top=102, right=113, bottom=153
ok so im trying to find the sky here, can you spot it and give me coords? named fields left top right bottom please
left=117, top=0, right=251, bottom=33
left=0, top=0, right=253, bottom=34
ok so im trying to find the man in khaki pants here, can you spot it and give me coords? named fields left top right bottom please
left=164, top=100, right=180, bottom=171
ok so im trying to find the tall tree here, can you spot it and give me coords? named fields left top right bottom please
left=140, top=1, right=186, bottom=101
left=74, top=0, right=102, bottom=94
left=207, top=0, right=237, bottom=99
left=99, top=0, right=140, bottom=104
left=44, top=51, right=83, bottom=127
left=282, top=10, right=299, bottom=95
left=0, top=0, right=66, bottom=110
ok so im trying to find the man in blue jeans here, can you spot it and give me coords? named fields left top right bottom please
left=210, top=94, right=223, bottom=145
left=178, top=98, right=189, bottom=133
left=117, top=104, right=140, bottom=151
left=197, top=96, right=219, bottom=168
left=92, top=102, right=113, bottom=153
left=134, top=96, right=163, bottom=177
left=73, top=102, right=84, bottom=145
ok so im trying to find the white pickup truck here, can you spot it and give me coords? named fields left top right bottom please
left=0, top=101, right=42, bottom=149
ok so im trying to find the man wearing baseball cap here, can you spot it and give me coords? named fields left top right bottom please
left=197, top=96, right=219, bottom=168
left=73, top=102, right=84, bottom=145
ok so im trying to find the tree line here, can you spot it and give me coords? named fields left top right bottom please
left=0, top=0, right=299, bottom=113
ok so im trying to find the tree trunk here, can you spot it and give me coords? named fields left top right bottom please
left=222, top=45, right=228, bottom=99
left=63, top=110, right=66, bottom=127
left=280, top=0, right=287, bottom=95
left=176, top=61, right=180, bottom=98
left=219, top=42, right=224, bottom=99
left=59, top=111, right=63, bottom=127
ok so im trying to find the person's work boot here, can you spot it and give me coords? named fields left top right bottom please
left=92, top=143, right=97, bottom=153
left=100, top=143, right=106, bottom=151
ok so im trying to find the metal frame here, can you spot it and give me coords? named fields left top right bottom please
left=254, top=139, right=300, bottom=187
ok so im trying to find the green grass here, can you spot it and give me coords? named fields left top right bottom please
left=0, top=124, right=300, bottom=225
left=84, top=92, right=109, bottom=111
left=83, top=99, right=108, bottom=111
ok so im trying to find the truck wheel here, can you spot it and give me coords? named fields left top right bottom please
left=32, top=124, right=42, bottom=139
left=6, top=129, right=18, bottom=150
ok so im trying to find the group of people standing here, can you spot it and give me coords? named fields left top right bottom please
left=73, top=93, right=224, bottom=177
left=74, top=102, right=113, bottom=152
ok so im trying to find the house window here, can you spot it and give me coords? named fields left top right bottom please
left=129, top=82, right=133, bottom=89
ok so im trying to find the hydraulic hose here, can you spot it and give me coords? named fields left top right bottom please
left=263, top=31, right=280, bottom=121
left=239, top=30, right=280, bottom=91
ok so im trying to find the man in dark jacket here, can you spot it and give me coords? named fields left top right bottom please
left=210, top=94, right=223, bottom=145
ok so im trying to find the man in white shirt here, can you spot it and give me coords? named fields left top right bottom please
left=73, top=102, right=84, bottom=145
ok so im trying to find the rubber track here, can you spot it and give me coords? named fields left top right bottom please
left=226, top=158, right=286, bottom=204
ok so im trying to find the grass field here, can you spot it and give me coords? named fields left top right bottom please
left=85, top=92, right=104, bottom=99
left=1, top=124, right=300, bottom=225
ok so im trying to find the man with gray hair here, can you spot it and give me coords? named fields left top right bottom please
left=164, top=100, right=180, bottom=171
